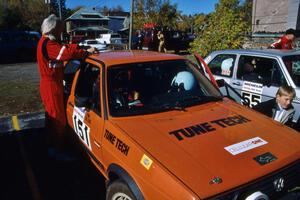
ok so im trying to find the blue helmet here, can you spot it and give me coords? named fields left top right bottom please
left=171, top=71, right=196, bottom=91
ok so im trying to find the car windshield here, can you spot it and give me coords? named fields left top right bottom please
left=108, top=59, right=222, bottom=117
left=282, top=55, right=300, bottom=87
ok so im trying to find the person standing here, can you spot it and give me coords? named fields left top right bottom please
left=269, top=28, right=296, bottom=49
left=137, top=30, right=144, bottom=50
left=37, top=14, right=96, bottom=159
left=253, top=85, right=297, bottom=129
left=157, top=30, right=167, bottom=53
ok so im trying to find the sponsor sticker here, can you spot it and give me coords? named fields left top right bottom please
left=242, top=81, right=263, bottom=94
left=72, top=106, right=91, bottom=150
left=253, top=152, right=277, bottom=165
left=224, top=137, right=267, bottom=155
left=140, top=154, right=153, bottom=170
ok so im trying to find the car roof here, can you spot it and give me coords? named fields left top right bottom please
left=209, top=49, right=300, bottom=57
left=88, top=50, right=184, bottom=66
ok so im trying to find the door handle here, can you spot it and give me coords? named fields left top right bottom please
left=232, top=82, right=241, bottom=86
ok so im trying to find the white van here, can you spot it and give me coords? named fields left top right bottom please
left=96, top=33, right=121, bottom=44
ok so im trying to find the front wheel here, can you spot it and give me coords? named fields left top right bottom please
left=106, top=179, right=137, bottom=200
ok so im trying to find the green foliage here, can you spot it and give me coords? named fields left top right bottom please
left=0, top=1, right=26, bottom=30
left=157, top=0, right=178, bottom=28
left=0, top=0, right=69, bottom=31
left=190, top=0, right=251, bottom=57
left=177, top=15, right=193, bottom=32
left=193, top=13, right=209, bottom=34
left=133, top=0, right=178, bottom=30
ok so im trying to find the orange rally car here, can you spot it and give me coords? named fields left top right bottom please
left=64, top=51, right=300, bottom=200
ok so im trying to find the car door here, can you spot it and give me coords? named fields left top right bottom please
left=232, top=55, right=287, bottom=108
left=206, top=53, right=244, bottom=101
left=68, top=60, right=105, bottom=161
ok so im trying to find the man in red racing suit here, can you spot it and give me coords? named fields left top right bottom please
left=269, top=28, right=296, bottom=49
left=37, top=14, right=96, bottom=157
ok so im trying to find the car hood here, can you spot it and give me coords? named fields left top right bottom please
left=111, top=99, right=300, bottom=198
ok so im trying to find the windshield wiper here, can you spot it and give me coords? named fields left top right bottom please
left=150, top=102, right=187, bottom=112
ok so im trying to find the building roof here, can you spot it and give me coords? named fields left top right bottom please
left=70, top=26, right=109, bottom=32
left=66, top=7, right=109, bottom=21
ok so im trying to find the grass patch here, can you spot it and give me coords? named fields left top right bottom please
left=0, top=81, right=43, bottom=116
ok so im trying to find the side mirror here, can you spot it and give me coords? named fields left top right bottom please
left=75, top=96, right=90, bottom=108
left=216, top=79, right=225, bottom=87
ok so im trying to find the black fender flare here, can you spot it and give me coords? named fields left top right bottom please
left=107, top=164, right=145, bottom=200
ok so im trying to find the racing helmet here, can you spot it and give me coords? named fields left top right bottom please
left=171, top=71, right=196, bottom=91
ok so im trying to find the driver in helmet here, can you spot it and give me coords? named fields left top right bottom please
left=170, top=71, right=197, bottom=92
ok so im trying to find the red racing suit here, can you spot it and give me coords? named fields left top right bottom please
left=269, top=35, right=293, bottom=49
left=37, top=36, right=86, bottom=134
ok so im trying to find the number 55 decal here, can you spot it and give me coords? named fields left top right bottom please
left=72, top=107, right=91, bottom=150
left=241, top=91, right=261, bottom=108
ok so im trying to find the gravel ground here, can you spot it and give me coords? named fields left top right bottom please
left=0, top=62, right=43, bottom=116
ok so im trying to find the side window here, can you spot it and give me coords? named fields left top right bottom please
left=208, top=54, right=236, bottom=77
left=237, top=56, right=286, bottom=86
left=75, top=64, right=101, bottom=115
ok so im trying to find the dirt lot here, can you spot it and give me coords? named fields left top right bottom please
left=0, top=62, right=43, bottom=116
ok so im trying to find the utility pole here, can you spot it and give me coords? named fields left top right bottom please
left=45, top=0, right=50, bottom=15
left=58, top=0, right=62, bottom=20
left=129, top=0, right=134, bottom=50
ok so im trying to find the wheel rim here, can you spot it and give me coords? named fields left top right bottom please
left=111, top=192, right=133, bottom=200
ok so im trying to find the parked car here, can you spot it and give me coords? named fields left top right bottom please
left=109, top=38, right=128, bottom=50
left=79, top=39, right=106, bottom=50
left=64, top=50, right=300, bottom=200
left=205, top=49, right=300, bottom=124
left=0, top=31, right=40, bottom=62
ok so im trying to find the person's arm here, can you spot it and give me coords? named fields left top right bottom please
left=269, top=39, right=282, bottom=49
left=46, top=40, right=96, bottom=61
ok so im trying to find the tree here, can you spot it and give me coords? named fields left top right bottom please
left=0, top=0, right=48, bottom=31
left=190, top=0, right=251, bottom=56
left=193, top=13, right=209, bottom=34
left=23, top=0, right=48, bottom=31
left=133, top=0, right=179, bottom=30
left=157, top=0, right=178, bottom=28
left=177, top=14, right=194, bottom=32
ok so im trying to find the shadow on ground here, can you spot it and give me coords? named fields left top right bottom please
left=0, top=129, right=106, bottom=200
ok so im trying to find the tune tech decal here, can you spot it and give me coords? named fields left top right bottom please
left=104, top=130, right=130, bottom=156
left=169, top=115, right=251, bottom=141
left=224, top=137, right=267, bottom=155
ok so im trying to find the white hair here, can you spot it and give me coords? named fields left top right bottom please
left=41, top=14, right=61, bottom=40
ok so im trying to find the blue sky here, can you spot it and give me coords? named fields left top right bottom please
left=65, top=0, right=220, bottom=15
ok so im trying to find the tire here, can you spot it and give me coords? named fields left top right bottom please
left=106, top=179, right=137, bottom=200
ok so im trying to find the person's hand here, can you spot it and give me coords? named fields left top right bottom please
left=86, top=47, right=98, bottom=54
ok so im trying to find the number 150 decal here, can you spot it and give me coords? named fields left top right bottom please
left=72, top=109, right=91, bottom=150
left=241, top=91, right=261, bottom=108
